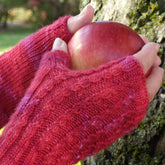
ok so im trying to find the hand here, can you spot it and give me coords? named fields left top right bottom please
left=67, top=5, right=94, bottom=34
left=134, top=35, right=164, bottom=101
left=52, top=37, right=164, bottom=102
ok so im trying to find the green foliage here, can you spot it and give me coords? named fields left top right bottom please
left=0, top=0, right=28, bottom=28
left=0, top=0, right=27, bottom=10
left=0, top=0, right=80, bottom=28
left=29, top=0, right=80, bottom=28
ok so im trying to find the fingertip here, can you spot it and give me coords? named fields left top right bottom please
left=79, top=4, right=94, bottom=24
left=159, top=67, right=165, bottom=77
left=87, top=4, right=95, bottom=16
left=139, top=34, right=149, bottom=44
left=52, top=38, right=62, bottom=50
left=146, top=66, right=164, bottom=101
left=52, top=38, right=68, bottom=53
left=152, top=67, right=164, bottom=80
left=153, top=56, right=161, bottom=67
left=68, top=4, right=94, bottom=34
left=80, top=4, right=94, bottom=16
left=153, top=43, right=160, bottom=52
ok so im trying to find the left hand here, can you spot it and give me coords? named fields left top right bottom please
left=67, top=5, right=94, bottom=34
left=52, top=37, right=164, bottom=103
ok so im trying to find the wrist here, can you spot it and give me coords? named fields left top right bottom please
left=40, top=50, right=71, bottom=69
left=51, top=16, right=73, bottom=43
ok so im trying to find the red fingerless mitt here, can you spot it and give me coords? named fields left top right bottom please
left=0, top=16, right=72, bottom=128
left=0, top=50, right=149, bottom=165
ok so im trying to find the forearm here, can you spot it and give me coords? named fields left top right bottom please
left=0, top=16, right=72, bottom=128
left=0, top=51, right=149, bottom=164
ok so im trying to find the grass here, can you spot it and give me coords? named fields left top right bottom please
left=0, top=24, right=36, bottom=54
left=0, top=127, right=4, bottom=135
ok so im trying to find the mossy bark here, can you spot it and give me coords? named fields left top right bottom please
left=79, top=0, right=165, bottom=164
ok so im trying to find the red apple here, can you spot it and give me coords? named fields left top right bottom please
left=68, top=21, right=145, bottom=71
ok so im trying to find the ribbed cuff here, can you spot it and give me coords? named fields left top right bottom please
left=50, top=16, right=73, bottom=44
left=40, top=50, right=71, bottom=69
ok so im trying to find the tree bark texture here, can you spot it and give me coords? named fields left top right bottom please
left=79, top=0, right=165, bottom=164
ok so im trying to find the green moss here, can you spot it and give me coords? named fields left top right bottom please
left=129, top=0, right=165, bottom=43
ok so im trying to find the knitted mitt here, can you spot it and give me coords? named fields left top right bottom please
left=0, top=50, right=149, bottom=165
left=0, top=16, right=72, bottom=128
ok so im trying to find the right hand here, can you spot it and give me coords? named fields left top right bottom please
left=53, top=37, right=164, bottom=103
left=133, top=36, right=164, bottom=102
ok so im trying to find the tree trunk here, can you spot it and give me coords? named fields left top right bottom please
left=79, top=0, right=165, bottom=164
left=1, top=11, right=8, bottom=29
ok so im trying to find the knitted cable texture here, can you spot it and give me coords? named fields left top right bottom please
left=0, top=16, right=72, bottom=128
left=0, top=50, right=149, bottom=165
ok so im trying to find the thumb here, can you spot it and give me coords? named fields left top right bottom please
left=52, top=38, right=68, bottom=53
left=67, top=5, right=94, bottom=34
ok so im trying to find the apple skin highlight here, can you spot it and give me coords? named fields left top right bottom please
left=68, top=21, right=145, bottom=71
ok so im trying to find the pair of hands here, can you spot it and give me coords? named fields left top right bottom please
left=54, top=5, right=164, bottom=102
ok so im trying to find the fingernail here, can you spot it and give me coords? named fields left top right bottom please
left=52, top=38, right=68, bottom=53
left=55, top=38, right=63, bottom=46
left=52, top=38, right=63, bottom=50
left=80, top=4, right=90, bottom=15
